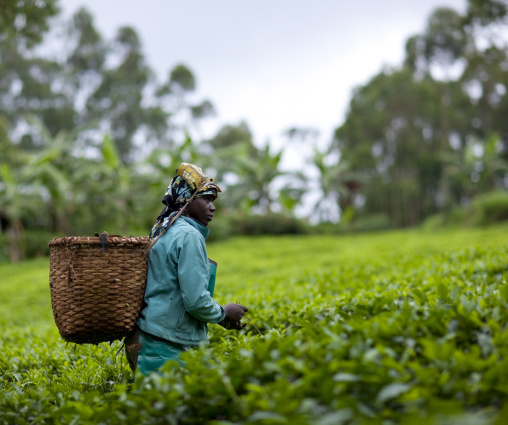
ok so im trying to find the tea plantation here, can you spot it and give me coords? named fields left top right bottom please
left=1, top=225, right=508, bottom=424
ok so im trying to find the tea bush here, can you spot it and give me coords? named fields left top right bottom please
left=469, top=191, right=508, bottom=226
left=1, top=225, right=508, bottom=424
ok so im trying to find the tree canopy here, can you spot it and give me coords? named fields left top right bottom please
left=1, top=0, right=508, bottom=262
left=0, top=0, right=59, bottom=48
left=329, top=1, right=508, bottom=228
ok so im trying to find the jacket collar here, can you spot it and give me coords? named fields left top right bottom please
left=182, top=217, right=210, bottom=239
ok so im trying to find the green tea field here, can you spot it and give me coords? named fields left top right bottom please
left=1, top=225, right=508, bottom=424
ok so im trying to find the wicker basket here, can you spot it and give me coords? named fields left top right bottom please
left=48, top=233, right=150, bottom=344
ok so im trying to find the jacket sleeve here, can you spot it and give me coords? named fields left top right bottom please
left=175, top=231, right=226, bottom=324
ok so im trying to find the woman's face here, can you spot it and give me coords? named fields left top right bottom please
left=186, top=195, right=216, bottom=226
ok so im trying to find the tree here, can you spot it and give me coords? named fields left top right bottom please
left=334, top=68, right=445, bottom=227
left=405, top=8, right=471, bottom=79
left=465, top=0, right=508, bottom=27
left=202, top=122, right=295, bottom=215
left=330, top=2, right=508, bottom=228
left=85, top=26, right=153, bottom=163
left=0, top=39, right=76, bottom=143
left=0, top=163, right=27, bottom=262
left=0, top=0, right=59, bottom=48
left=155, top=63, right=216, bottom=149
left=0, top=116, right=27, bottom=262
left=311, top=149, right=367, bottom=224
left=23, top=115, right=95, bottom=234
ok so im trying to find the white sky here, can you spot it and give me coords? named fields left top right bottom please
left=56, top=0, right=466, bottom=218
left=59, top=0, right=466, bottom=154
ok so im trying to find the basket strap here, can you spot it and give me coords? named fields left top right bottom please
left=65, top=244, right=78, bottom=285
left=147, top=181, right=205, bottom=252
left=94, top=232, right=122, bottom=238
left=93, top=232, right=124, bottom=253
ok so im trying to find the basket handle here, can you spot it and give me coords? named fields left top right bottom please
left=94, top=231, right=123, bottom=253
left=146, top=181, right=206, bottom=252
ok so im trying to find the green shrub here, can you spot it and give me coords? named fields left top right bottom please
left=2, top=226, right=508, bottom=424
left=421, top=212, right=446, bottom=230
left=469, top=190, right=508, bottom=226
left=421, top=207, right=466, bottom=230
left=24, top=230, right=56, bottom=259
left=310, top=214, right=392, bottom=234
left=307, top=221, right=342, bottom=234
left=0, top=233, right=7, bottom=263
left=231, top=213, right=308, bottom=236
left=349, top=213, right=392, bottom=232
left=206, top=214, right=235, bottom=242
left=0, top=230, right=56, bottom=263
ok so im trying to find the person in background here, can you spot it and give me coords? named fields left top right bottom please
left=125, top=163, right=248, bottom=374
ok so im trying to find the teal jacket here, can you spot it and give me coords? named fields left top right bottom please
left=137, top=217, right=226, bottom=346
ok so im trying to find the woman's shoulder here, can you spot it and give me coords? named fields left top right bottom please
left=163, top=218, right=204, bottom=241
left=153, top=219, right=203, bottom=255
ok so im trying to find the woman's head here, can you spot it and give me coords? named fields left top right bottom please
left=161, top=173, right=220, bottom=213
left=163, top=163, right=220, bottom=209
left=149, top=163, right=221, bottom=238
left=185, top=194, right=216, bottom=226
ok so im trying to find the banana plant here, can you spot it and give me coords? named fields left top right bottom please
left=23, top=114, right=99, bottom=233
left=0, top=163, right=28, bottom=262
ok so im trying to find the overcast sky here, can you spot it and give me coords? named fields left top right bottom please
left=59, top=0, right=466, bottom=165
left=54, top=1, right=467, bottom=218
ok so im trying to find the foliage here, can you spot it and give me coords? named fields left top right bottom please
left=19, top=229, right=54, bottom=259
left=1, top=226, right=508, bottom=423
left=420, top=208, right=467, bottom=231
left=1, top=0, right=508, bottom=265
left=230, top=213, right=308, bottom=236
left=0, top=6, right=306, bottom=261
left=199, top=213, right=310, bottom=243
left=468, top=190, right=508, bottom=225
left=203, top=122, right=301, bottom=216
left=465, top=0, right=508, bottom=27
left=421, top=190, right=508, bottom=229
left=331, top=0, right=508, bottom=227
left=0, top=6, right=211, bottom=163
left=346, top=213, right=393, bottom=233
left=0, top=0, right=59, bottom=48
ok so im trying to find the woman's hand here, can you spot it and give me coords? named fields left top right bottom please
left=223, top=303, right=248, bottom=323
left=226, top=320, right=247, bottom=330
left=219, top=319, right=247, bottom=330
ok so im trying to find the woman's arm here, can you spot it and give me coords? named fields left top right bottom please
left=176, top=231, right=225, bottom=323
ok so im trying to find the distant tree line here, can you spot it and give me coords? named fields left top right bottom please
left=326, top=0, right=508, bottom=227
left=1, top=0, right=508, bottom=262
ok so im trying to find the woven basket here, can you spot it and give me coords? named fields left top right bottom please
left=48, top=233, right=150, bottom=344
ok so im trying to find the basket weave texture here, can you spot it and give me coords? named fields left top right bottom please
left=48, top=234, right=150, bottom=344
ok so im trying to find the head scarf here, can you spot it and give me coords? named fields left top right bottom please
left=149, top=163, right=221, bottom=240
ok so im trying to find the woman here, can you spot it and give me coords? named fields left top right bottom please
left=125, top=163, right=248, bottom=374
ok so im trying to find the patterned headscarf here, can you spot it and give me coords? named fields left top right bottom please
left=149, top=164, right=221, bottom=240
